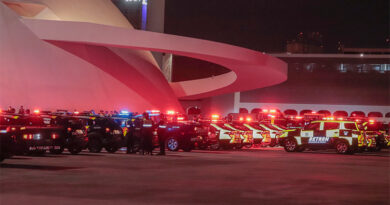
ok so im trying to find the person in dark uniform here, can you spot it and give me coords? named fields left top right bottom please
left=126, top=119, right=136, bottom=154
left=18, top=106, right=25, bottom=115
left=140, top=112, right=154, bottom=155
left=157, top=113, right=167, bottom=155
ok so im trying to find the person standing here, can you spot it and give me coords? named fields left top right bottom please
left=157, top=114, right=167, bottom=155
left=140, top=112, right=154, bottom=155
left=18, top=106, right=25, bottom=115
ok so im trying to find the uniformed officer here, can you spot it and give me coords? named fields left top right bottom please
left=126, top=119, right=136, bottom=154
left=140, top=112, right=154, bottom=155
left=157, top=113, right=167, bottom=155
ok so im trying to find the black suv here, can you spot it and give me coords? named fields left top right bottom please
left=80, top=116, right=125, bottom=153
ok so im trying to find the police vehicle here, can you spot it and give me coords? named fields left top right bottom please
left=0, top=113, right=63, bottom=155
left=80, top=116, right=125, bottom=153
left=163, top=121, right=198, bottom=152
left=278, top=120, right=364, bottom=154
left=0, top=116, right=17, bottom=162
left=50, top=115, right=88, bottom=154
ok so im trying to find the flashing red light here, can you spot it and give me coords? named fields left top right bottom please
left=312, top=111, right=316, bottom=114
left=270, top=115, right=276, bottom=119
left=67, top=127, right=72, bottom=132
left=167, top=110, right=175, bottom=115
left=262, top=109, right=269, bottom=113
left=74, top=111, right=80, bottom=115
left=369, top=119, right=375, bottom=124
left=337, top=117, right=344, bottom=120
left=355, top=119, right=361, bottom=122
left=177, top=117, right=184, bottom=121
left=246, top=117, right=252, bottom=122
left=296, top=116, right=303, bottom=120
left=52, top=134, right=58, bottom=140
left=270, top=109, right=276, bottom=113
left=33, top=109, right=40, bottom=114
left=239, top=117, right=244, bottom=121
left=211, top=114, right=220, bottom=119
left=23, top=134, right=28, bottom=140
left=151, top=110, right=160, bottom=113
left=105, top=128, right=110, bottom=132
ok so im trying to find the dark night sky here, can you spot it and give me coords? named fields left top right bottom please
left=165, top=0, right=389, bottom=52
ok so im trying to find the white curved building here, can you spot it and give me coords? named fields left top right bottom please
left=0, top=0, right=287, bottom=112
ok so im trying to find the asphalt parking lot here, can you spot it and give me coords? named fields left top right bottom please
left=1, top=148, right=389, bottom=205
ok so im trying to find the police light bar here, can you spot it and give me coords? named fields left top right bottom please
left=120, top=110, right=130, bottom=115
left=262, top=109, right=269, bottom=113
left=177, top=117, right=184, bottom=121
left=246, top=117, right=252, bottom=122
left=33, top=109, right=40, bottom=114
left=239, top=117, right=244, bottom=121
left=270, top=109, right=276, bottom=113
left=167, top=110, right=175, bottom=115
left=296, top=116, right=303, bottom=119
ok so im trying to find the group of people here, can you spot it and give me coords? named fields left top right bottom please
left=126, top=112, right=167, bottom=156
left=5, top=106, right=29, bottom=115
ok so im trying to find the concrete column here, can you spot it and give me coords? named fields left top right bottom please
left=233, top=92, right=241, bottom=113
left=146, top=0, right=165, bottom=69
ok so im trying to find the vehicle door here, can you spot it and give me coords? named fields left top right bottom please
left=301, top=122, right=321, bottom=145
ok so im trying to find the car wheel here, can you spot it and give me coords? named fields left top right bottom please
left=68, top=147, right=82, bottom=155
left=244, top=144, right=253, bottom=149
left=88, top=138, right=102, bottom=153
left=336, top=140, right=351, bottom=154
left=284, top=138, right=298, bottom=152
left=105, top=145, right=118, bottom=153
left=166, top=137, right=179, bottom=151
left=210, top=142, right=220, bottom=150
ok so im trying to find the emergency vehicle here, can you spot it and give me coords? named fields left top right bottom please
left=278, top=120, right=364, bottom=154
left=0, top=113, right=63, bottom=155
left=79, top=115, right=125, bottom=153
left=224, top=123, right=253, bottom=148
left=258, top=123, right=284, bottom=147
left=49, top=115, right=89, bottom=154
left=0, top=116, right=16, bottom=162
left=360, top=120, right=390, bottom=151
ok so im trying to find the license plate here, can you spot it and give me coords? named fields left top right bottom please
left=29, top=146, right=61, bottom=151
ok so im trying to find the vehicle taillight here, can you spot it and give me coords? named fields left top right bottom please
left=106, top=128, right=110, bottom=133
left=52, top=133, right=58, bottom=139
left=67, top=127, right=72, bottom=132
left=23, top=134, right=33, bottom=140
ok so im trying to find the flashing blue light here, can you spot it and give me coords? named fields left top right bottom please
left=141, top=0, right=148, bottom=30
left=120, top=110, right=130, bottom=115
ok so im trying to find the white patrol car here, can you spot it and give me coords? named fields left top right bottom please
left=278, top=120, right=364, bottom=154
